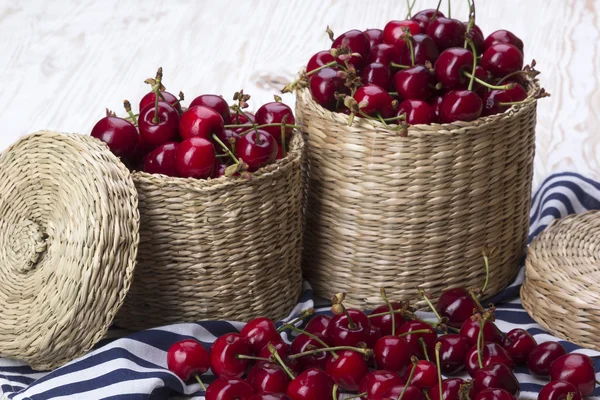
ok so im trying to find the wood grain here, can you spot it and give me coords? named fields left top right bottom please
left=0, top=0, right=597, bottom=188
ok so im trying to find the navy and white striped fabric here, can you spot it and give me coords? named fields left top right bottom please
left=2, top=172, right=600, bottom=400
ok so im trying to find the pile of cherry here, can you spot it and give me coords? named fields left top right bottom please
left=90, top=68, right=297, bottom=179
left=285, top=2, right=547, bottom=126
left=166, top=287, right=596, bottom=400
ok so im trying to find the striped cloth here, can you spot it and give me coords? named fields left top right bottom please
left=1, top=171, right=600, bottom=400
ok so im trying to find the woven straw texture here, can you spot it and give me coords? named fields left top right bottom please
left=114, top=134, right=305, bottom=330
left=296, top=80, right=539, bottom=309
left=0, top=131, right=139, bottom=371
left=521, top=210, right=600, bottom=350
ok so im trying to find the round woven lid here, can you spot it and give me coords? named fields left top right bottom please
left=0, top=131, right=139, bottom=370
left=521, top=210, right=600, bottom=350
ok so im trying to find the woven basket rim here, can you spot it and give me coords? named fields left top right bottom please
left=296, top=72, right=541, bottom=137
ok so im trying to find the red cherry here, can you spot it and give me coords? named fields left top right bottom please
left=307, top=50, right=337, bottom=73
left=464, top=23, right=485, bottom=53
left=435, top=287, right=478, bottom=328
left=290, top=333, right=331, bottom=371
left=175, top=137, right=215, bottom=179
left=394, top=65, right=435, bottom=100
left=367, top=43, right=401, bottom=67
left=240, top=317, right=281, bottom=355
left=209, top=333, right=251, bottom=378
left=91, top=116, right=139, bottom=160
left=431, top=334, right=469, bottom=374
left=430, top=378, right=468, bottom=400
left=374, top=335, right=413, bottom=374
left=230, top=111, right=256, bottom=128
left=527, top=341, right=567, bottom=378
left=286, top=368, right=334, bottom=400
left=362, top=63, right=393, bottom=90
left=246, top=362, right=290, bottom=394
left=383, top=20, right=421, bottom=48
left=430, top=95, right=443, bottom=119
left=304, top=315, right=332, bottom=336
left=379, top=385, right=423, bottom=400
left=353, top=84, right=395, bottom=118
left=538, top=381, right=583, bottom=400
left=331, top=29, right=371, bottom=69
left=403, top=360, right=439, bottom=391
left=369, top=302, right=406, bottom=336
left=473, top=363, right=520, bottom=397
left=397, top=320, right=437, bottom=359
left=549, top=353, right=596, bottom=397
left=144, top=142, right=178, bottom=176
left=501, top=328, right=537, bottom=365
left=189, top=94, right=230, bottom=124
left=167, top=339, right=209, bottom=381
left=249, top=394, right=291, bottom=400
left=326, top=308, right=370, bottom=347
left=472, top=65, right=490, bottom=98
left=255, top=102, right=296, bottom=143
left=434, top=47, right=474, bottom=89
left=411, top=9, right=445, bottom=31
left=309, top=67, right=347, bottom=110
left=364, top=28, right=384, bottom=48
left=397, top=99, right=436, bottom=125
left=235, top=130, right=277, bottom=172
left=205, top=377, right=255, bottom=400
left=138, top=102, right=180, bottom=146
left=214, top=128, right=241, bottom=155
left=366, top=324, right=382, bottom=349
left=481, top=43, right=524, bottom=78
left=426, top=18, right=466, bottom=51
left=257, top=341, right=301, bottom=374
left=439, top=90, right=482, bottom=123
left=482, top=82, right=528, bottom=116
left=179, top=105, right=225, bottom=141
left=460, top=318, right=503, bottom=347
left=358, top=370, right=404, bottom=400
left=139, top=91, right=182, bottom=114
left=325, top=350, right=368, bottom=391
left=483, top=30, right=524, bottom=53
left=398, top=33, right=440, bottom=66
left=475, top=388, right=517, bottom=400
left=129, top=135, right=155, bottom=170
left=465, top=342, right=515, bottom=377
left=213, top=161, right=228, bottom=178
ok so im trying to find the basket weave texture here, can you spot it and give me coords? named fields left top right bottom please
left=521, top=210, right=600, bottom=350
left=0, top=131, right=139, bottom=370
left=114, top=134, right=305, bottom=330
left=296, top=80, right=539, bottom=309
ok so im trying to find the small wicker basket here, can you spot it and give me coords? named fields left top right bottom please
left=296, top=79, right=539, bottom=309
left=521, top=211, right=600, bottom=350
left=114, top=133, right=305, bottom=330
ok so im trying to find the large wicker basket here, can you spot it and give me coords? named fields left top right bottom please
left=296, top=80, right=539, bottom=309
left=114, top=134, right=305, bottom=330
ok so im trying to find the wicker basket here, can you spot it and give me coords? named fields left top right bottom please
left=114, top=133, right=305, bottom=330
left=521, top=211, right=600, bottom=350
left=296, top=79, right=539, bottom=309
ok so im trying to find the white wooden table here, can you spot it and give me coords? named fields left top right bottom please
left=0, top=0, right=597, bottom=188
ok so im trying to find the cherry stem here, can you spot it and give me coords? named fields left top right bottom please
left=212, top=133, right=240, bottom=164
left=280, top=115, right=288, bottom=158
left=498, top=99, right=531, bottom=106
left=469, top=289, right=486, bottom=313
left=405, top=30, right=415, bottom=66
left=123, top=100, right=137, bottom=125
left=447, top=0, right=451, bottom=18
left=398, top=329, right=433, bottom=338
left=236, top=354, right=272, bottom=362
left=279, top=324, right=338, bottom=358
left=463, top=72, right=515, bottom=90
left=368, top=309, right=411, bottom=319
left=237, top=123, right=300, bottom=137
left=152, top=68, right=163, bottom=124
left=277, top=308, right=315, bottom=332
left=268, top=343, right=295, bottom=380
left=419, top=338, right=430, bottom=362
left=346, top=393, right=368, bottom=400
left=418, top=288, right=444, bottom=322
left=433, top=0, right=442, bottom=18
left=332, top=384, right=339, bottom=400
left=406, top=0, right=417, bottom=18
left=398, top=357, right=419, bottom=400
left=467, top=40, right=477, bottom=92
left=377, top=113, right=391, bottom=129
left=194, top=375, right=206, bottom=391
left=231, top=107, right=256, bottom=129
left=566, top=394, right=574, bottom=400
left=288, top=346, right=372, bottom=359
left=481, top=253, right=490, bottom=294
left=341, top=304, right=356, bottom=330
left=497, top=70, right=531, bottom=85
left=391, top=62, right=411, bottom=69
left=380, top=288, right=396, bottom=336
left=423, top=391, right=432, bottom=400
left=464, top=0, right=475, bottom=49
left=434, top=343, right=443, bottom=400
left=477, top=317, right=486, bottom=369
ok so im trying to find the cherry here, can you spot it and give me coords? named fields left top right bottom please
left=374, top=335, right=413, bottom=374
left=189, top=94, right=231, bottom=124
left=368, top=44, right=401, bottom=68
left=309, top=67, right=347, bottom=110
left=549, top=353, right=596, bottom=397
left=331, top=29, right=371, bottom=69
left=475, top=388, right=517, bottom=400
left=539, top=381, right=584, bottom=400
left=358, top=370, right=404, bottom=400
left=434, top=47, right=474, bottom=89
left=431, top=334, right=469, bottom=374
left=258, top=341, right=301, bottom=374
left=484, top=30, right=524, bottom=53
left=398, top=33, right=440, bottom=66
left=383, top=20, right=421, bottom=48
left=179, top=105, right=224, bottom=141
left=205, top=377, right=254, bottom=400
left=403, top=359, right=438, bottom=391
left=482, top=82, right=528, bottom=116
left=362, top=63, right=392, bottom=90
left=130, top=135, right=155, bottom=170
left=426, top=18, right=466, bottom=51
left=255, top=102, right=295, bottom=144
left=144, top=142, right=178, bottom=176
left=353, top=84, right=395, bottom=118
left=430, top=378, right=467, bottom=400
left=139, top=91, right=182, bottom=114
left=369, top=302, right=406, bottom=336
left=235, top=130, right=277, bottom=172
left=326, top=308, right=370, bottom=347
left=307, top=50, right=337, bottom=73
left=394, top=65, right=435, bottom=100
left=91, top=116, right=139, bottom=161
left=214, top=128, right=241, bottom=155
left=435, top=287, right=478, bottom=328
left=209, top=332, right=252, bottom=378
left=249, top=395, right=291, bottom=400
left=138, top=102, right=180, bottom=146
left=167, top=339, right=209, bottom=381
left=304, top=315, right=332, bottom=336
left=472, top=65, right=490, bottom=98
left=465, top=342, right=514, bottom=377
left=527, top=341, right=567, bottom=378
left=473, top=363, right=520, bottom=397
left=397, top=320, right=436, bottom=359
left=230, top=111, right=255, bottom=128
left=501, top=328, right=537, bottom=365
left=246, top=362, right=290, bottom=394
left=175, top=137, right=215, bottom=179
left=481, top=43, right=524, bottom=78
left=240, top=317, right=281, bottom=355
left=364, top=28, right=384, bottom=48
left=325, top=350, right=368, bottom=391
left=379, top=385, right=423, bottom=400
left=397, top=99, right=436, bottom=125
left=464, top=23, right=485, bottom=53
left=440, top=90, right=482, bottom=123
left=460, top=317, right=503, bottom=346
left=213, top=161, right=228, bottom=178
left=290, top=333, right=331, bottom=370
left=411, top=9, right=445, bottom=31
left=430, top=95, right=443, bottom=119
left=286, top=368, right=334, bottom=400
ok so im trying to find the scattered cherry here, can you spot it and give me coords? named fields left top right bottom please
left=205, top=377, right=255, bottom=400
left=403, top=359, right=439, bottom=391
left=475, top=388, right=517, bottom=400
left=325, top=350, right=368, bottom=391
left=167, top=339, right=210, bottom=381
left=380, top=384, right=424, bottom=400
left=465, top=341, right=515, bottom=377
left=501, top=328, right=537, bottom=365
left=431, top=334, right=469, bottom=374
left=435, top=287, right=478, bottom=328
left=549, top=353, right=596, bottom=397
left=397, top=320, right=437, bottom=359
left=209, top=332, right=252, bottom=378
left=473, top=363, right=520, bottom=398
left=374, top=335, right=413, bottom=374
left=246, top=362, right=290, bottom=394
left=304, top=315, right=332, bottom=336
left=460, top=317, right=503, bottom=346
left=286, top=368, right=334, bottom=400
left=527, top=341, right=567, bottom=378
left=430, top=378, right=467, bottom=400
left=290, top=333, right=331, bottom=370
left=241, top=317, right=281, bottom=355
left=358, top=370, right=404, bottom=400
left=538, top=381, right=583, bottom=400
left=369, top=302, right=406, bottom=336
